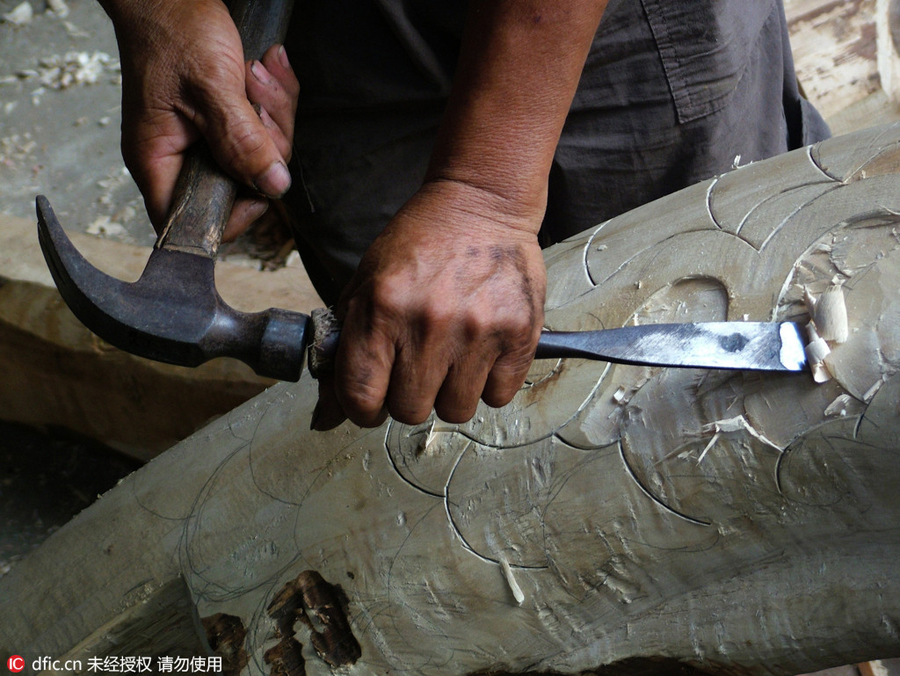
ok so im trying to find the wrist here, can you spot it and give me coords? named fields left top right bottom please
left=97, top=0, right=170, bottom=29
left=424, top=161, right=549, bottom=234
left=414, top=176, right=546, bottom=238
left=98, top=0, right=228, bottom=52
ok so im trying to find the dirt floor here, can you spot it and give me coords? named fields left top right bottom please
left=0, top=0, right=151, bottom=246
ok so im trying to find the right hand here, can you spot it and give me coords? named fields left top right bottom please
left=311, top=179, right=547, bottom=431
left=102, top=0, right=299, bottom=238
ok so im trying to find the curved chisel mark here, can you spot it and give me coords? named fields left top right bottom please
left=756, top=184, right=843, bottom=252
left=811, top=129, right=900, bottom=183
left=383, top=425, right=448, bottom=500
left=441, top=445, right=548, bottom=570
left=705, top=177, right=723, bottom=230
left=584, top=223, right=611, bottom=287
left=807, top=143, right=839, bottom=182
left=618, top=442, right=711, bottom=527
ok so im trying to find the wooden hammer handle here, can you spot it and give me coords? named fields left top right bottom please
left=155, top=0, right=295, bottom=258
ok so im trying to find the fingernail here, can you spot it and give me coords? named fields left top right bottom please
left=254, top=161, right=291, bottom=197
left=278, top=44, right=291, bottom=70
left=246, top=197, right=269, bottom=221
left=250, top=60, right=271, bottom=84
left=258, top=106, right=275, bottom=128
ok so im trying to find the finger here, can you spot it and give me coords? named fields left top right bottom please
left=382, top=308, right=461, bottom=424
left=127, top=153, right=185, bottom=234
left=333, top=304, right=395, bottom=428
left=257, top=104, right=293, bottom=162
left=119, top=108, right=198, bottom=231
left=247, top=45, right=298, bottom=141
left=481, top=346, right=536, bottom=409
left=222, top=195, right=269, bottom=241
left=263, top=45, right=300, bottom=101
left=191, top=79, right=292, bottom=199
left=433, top=353, right=494, bottom=423
left=385, top=342, right=451, bottom=425
left=311, top=374, right=350, bottom=432
left=246, top=61, right=295, bottom=160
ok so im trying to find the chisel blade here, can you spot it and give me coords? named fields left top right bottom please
left=534, top=322, right=808, bottom=372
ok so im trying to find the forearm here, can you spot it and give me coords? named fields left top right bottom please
left=427, top=1, right=608, bottom=230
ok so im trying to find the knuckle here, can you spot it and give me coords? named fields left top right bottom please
left=220, top=119, right=272, bottom=174
left=422, top=304, right=455, bottom=335
left=340, top=385, right=385, bottom=426
left=499, top=305, right=538, bottom=339
left=367, top=276, right=418, bottom=326
left=461, top=311, right=492, bottom=340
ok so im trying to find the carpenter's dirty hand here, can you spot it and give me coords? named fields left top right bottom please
left=311, top=179, right=547, bottom=430
left=99, top=0, right=299, bottom=239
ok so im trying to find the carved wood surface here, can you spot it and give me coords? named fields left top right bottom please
left=2, top=124, right=900, bottom=676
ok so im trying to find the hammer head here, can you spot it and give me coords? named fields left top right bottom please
left=36, top=195, right=310, bottom=381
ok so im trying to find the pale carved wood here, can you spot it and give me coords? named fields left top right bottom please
left=3, top=123, right=900, bottom=676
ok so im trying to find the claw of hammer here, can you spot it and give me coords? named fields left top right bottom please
left=37, top=195, right=311, bottom=381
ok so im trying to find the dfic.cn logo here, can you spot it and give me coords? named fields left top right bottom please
left=7, top=656, right=24, bottom=673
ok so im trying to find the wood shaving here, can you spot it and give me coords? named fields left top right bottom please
left=803, top=308, right=835, bottom=384
left=47, top=0, right=69, bottom=18
left=863, top=378, right=885, bottom=402
left=499, top=556, right=525, bottom=606
left=418, top=420, right=437, bottom=457
left=87, top=216, right=126, bottom=238
left=824, top=394, right=854, bottom=417
left=14, top=52, right=120, bottom=91
left=812, top=285, right=849, bottom=343
left=2, top=2, right=33, bottom=25
left=698, top=414, right=782, bottom=463
left=0, top=132, right=36, bottom=167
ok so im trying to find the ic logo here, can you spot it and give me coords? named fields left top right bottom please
left=7, top=656, right=24, bottom=673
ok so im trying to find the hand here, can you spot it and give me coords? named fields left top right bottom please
left=313, top=180, right=547, bottom=430
left=104, top=0, right=299, bottom=238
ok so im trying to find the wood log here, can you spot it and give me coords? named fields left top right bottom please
left=2, top=123, right=900, bottom=676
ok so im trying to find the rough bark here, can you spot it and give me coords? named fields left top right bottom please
left=2, top=123, right=900, bottom=675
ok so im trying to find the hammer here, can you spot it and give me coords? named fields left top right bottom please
left=37, top=0, right=316, bottom=382
left=36, top=0, right=809, bottom=381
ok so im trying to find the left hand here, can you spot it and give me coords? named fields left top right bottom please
left=107, top=0, right=299, bottom=239
left=312, top=179, right=546, bottom=430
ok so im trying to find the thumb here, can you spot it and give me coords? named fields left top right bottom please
left=196, top=92, right=292, bottom=199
